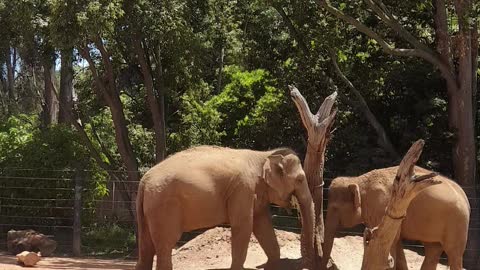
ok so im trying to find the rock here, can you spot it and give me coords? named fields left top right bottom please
left=16, top=251, right=41, bottom=267
left=7, top=229, right=57, bottom=257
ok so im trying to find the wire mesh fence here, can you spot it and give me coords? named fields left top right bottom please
left=0, top=169, right=478, bottom=268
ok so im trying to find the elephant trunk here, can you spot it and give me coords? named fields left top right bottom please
left=320, top=206, right=339, bottom=270
left=295, top=177, right=315, bottom=269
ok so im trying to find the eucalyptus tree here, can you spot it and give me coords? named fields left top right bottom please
left=50, top=0, right=140, bottom=194
left=318, top=0, right=479, bottom=190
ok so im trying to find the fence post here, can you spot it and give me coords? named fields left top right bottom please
left=73, top=170, right=83, bottom=257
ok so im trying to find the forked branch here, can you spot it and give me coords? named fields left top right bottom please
left=289, top=85, right=337, bottom=145
left=289, top=85, right=337, bottom=268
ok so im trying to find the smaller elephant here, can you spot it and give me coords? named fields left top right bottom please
left=7, top=229, right=57, bottom=256
left=322, top=166, right=470, bottom=270
left=135, top=146, right=315, bottom=270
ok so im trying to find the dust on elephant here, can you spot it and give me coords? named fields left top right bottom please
left=321, top=166, right=470, bottom=270
left=135, top=146, right=315, bottom=270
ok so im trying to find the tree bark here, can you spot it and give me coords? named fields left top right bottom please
left=152, top=44, right=167, bottom=161
left=42, top=57, right=58, bottom=127
left=361, top=139, right=440, bottom=269
left=0, top=64, right=7, bottom=93
left=78, top=41, right=140, bottom=190
left=289, top=86, right=337, bottom=268
left=330, top=50, right=398, bottom=159
left=59, top=48, right=74, bottom=124
left=133, top=37, right=166, bottom=163
left=447, top=0, right=477, bottom=191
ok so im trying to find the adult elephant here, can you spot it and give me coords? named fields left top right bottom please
left=135, top=146, right=315, bottom=270
left=321, top=166, right=470, bottom=270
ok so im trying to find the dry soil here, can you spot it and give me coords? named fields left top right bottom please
left=0, top=227, right=449, bottom=269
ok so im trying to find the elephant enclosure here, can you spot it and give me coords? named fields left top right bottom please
left=0, top=170, right=474, bottom=269
left=0, top=227, right=448, bottom=269
left=170, top=227, right=447, bottom=270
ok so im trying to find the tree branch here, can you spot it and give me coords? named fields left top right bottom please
left=272, top=3, right=310, bottom=55
left=78, top=46, right=107, bottom=97
left=364, top=0, right=434, bottom=54
left=316, top=91, right=338, bottom=123
left=329, top=49, right=398, bottom=158
left=90, top=121, right=117, bottom=166
left=289, top=85, right=315, bottom=131
left=317, top=0, right=457, bottom=85
left=93, top=36, right=117, bottom=96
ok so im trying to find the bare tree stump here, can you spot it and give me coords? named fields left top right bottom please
left=361, top=139, right=440, bottom=270
left=289, top=85, right=337, bottom=268
left=16, top=251, right=41, bottom=267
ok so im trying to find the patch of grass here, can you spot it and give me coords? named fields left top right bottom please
left=82, top=223, right=136, bottom=257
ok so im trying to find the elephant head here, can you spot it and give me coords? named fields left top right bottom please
left=262, top=149, right=315, bottom=268
left=320, top=177, right=365, bottom=270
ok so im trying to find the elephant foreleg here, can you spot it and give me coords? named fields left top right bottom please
left=228, top=193, right=255, bottom=270
left=253, top=210, right=281, bottom=268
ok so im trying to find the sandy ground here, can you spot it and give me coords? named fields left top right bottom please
left=0, top=227, right=449, bottom=269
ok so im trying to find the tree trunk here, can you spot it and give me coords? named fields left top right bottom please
left=216, top=47, right=225, bottom=93
left=362, top=140, right=440, bottom=270
left=153, top=44, right=167, bottom=162
left=42, top=58, right=58, bottom=127
left=59, top=48, right=74, bottom=124
left=448, top=87, right=476, bottom=191
left=78, top=42, right=140, bottom=222
left=133, top=37, right=166, bottom=163
left=445, top=1, right=478, bottom=191
left=289, top=86, right=337, bottom=269
left=6, top=47, right=15, bottom=112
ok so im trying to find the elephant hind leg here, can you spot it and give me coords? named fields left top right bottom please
left=420, top=243, right=443, bottom=270
left=149, top=200, right=183, bottom=270
left=135, top=216, right=155, bottom=270
left=444, top=245, right=465, bottom=270
left=443, top=223, right=468, bottom=270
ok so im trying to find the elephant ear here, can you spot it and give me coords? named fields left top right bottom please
left=348, top=183, right=361, bottom=209
left=262, top=154, right=285, bottom=193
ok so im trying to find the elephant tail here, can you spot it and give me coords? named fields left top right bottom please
left=135, top=182, right=155, bottom=270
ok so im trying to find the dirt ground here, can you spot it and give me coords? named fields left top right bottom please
left=0, top=227, right=449, bottom=269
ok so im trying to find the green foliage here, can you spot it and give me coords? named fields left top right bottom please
left=82, top=223, right=136, bottom=256
left=0, top=114, right=108, bottom=230
left=170, top=81, right=224, bottom=148
left=171, top=66, right=286, bottom=150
